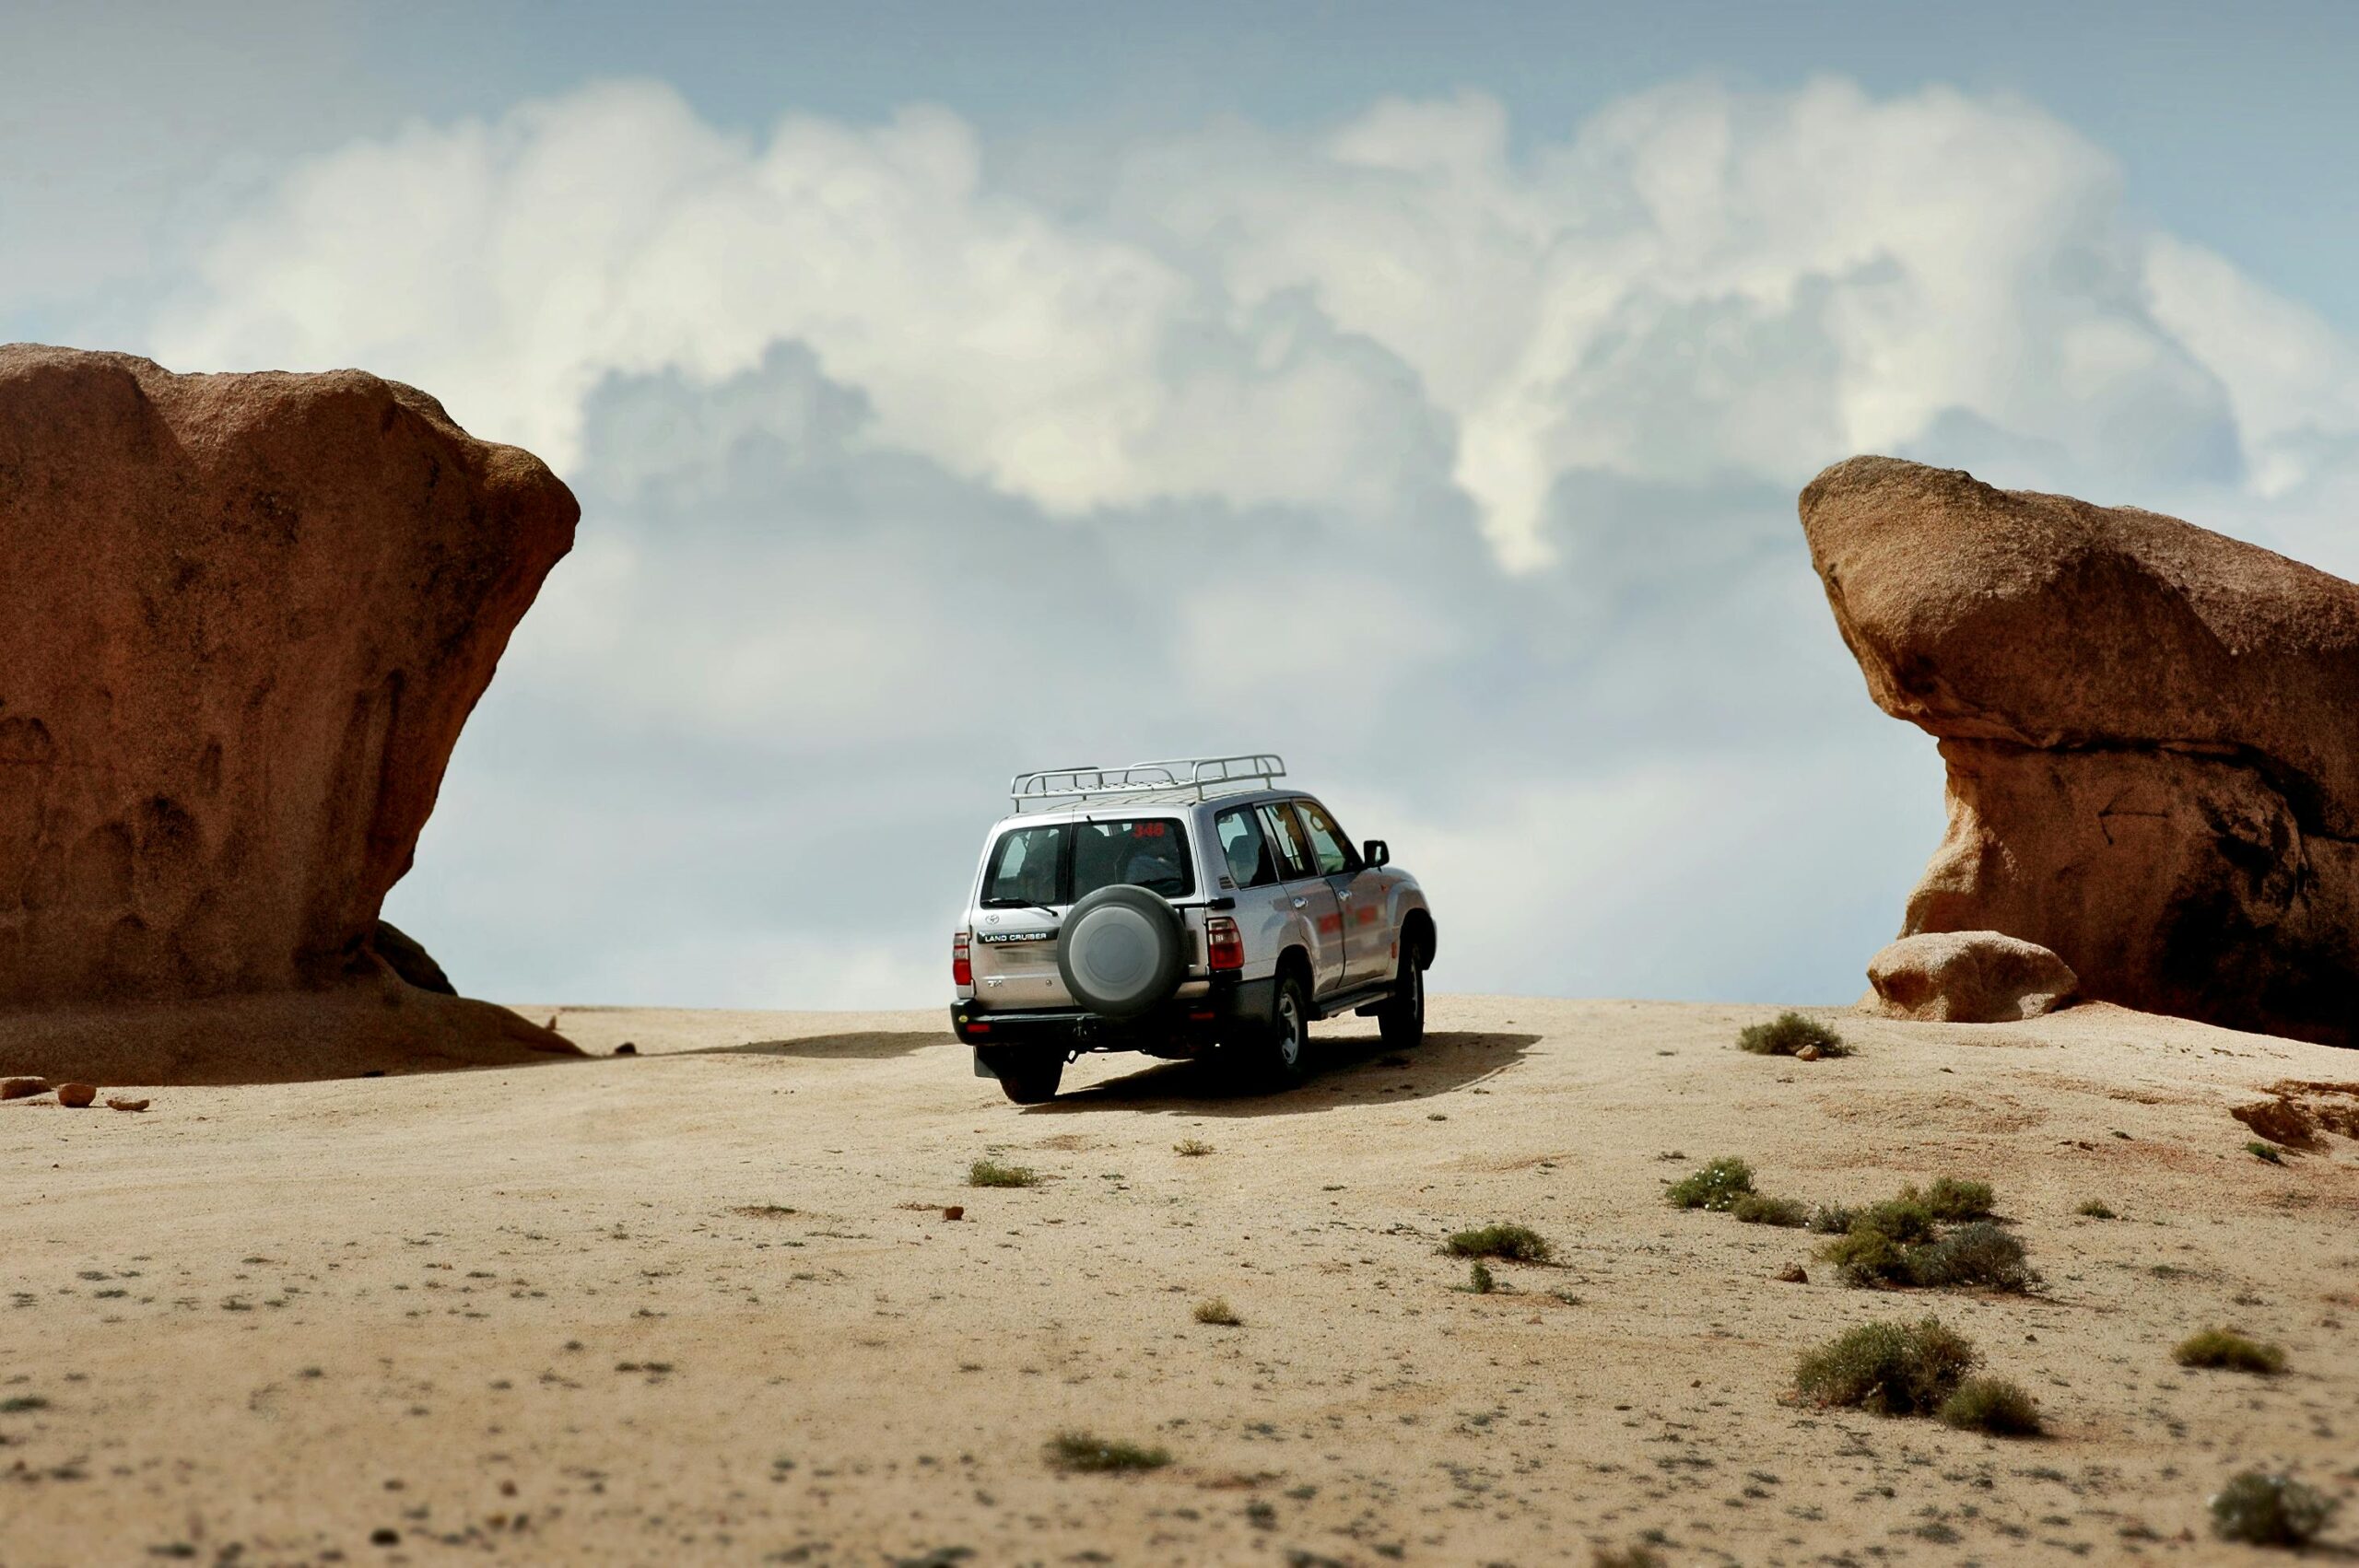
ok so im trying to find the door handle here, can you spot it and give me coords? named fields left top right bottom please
left=1292, top=897, right=1307, bottom=908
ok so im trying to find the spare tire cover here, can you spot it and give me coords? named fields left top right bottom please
left=1057, top=884, right=1186, bottom=1020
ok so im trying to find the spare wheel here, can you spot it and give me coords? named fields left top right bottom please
left=1057, top=885, right=1186, bottom=1020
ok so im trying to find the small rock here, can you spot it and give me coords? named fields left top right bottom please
left=943, top=1205, right=965, bottom=1222
left=1794, top=1044, right=1822, bottom=1061
left=55, top=1082, right=97, bottom=1108
left=370, top=1527, right=400, bottom=1546
left=1, top=1077, right=49, bottom=1100
left=1776, top=1264, right=1809, bottom=1284
left=614, top=1042, right=637, bottom=1056
left=106, top=1097, right=151, bottom=1113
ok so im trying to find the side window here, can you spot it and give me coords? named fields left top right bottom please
left=1257, top=802, right=1316, bottom=882
left=983, top=824, right=1065, bottom=905
left=1215, top=807, right=1277, bottom=889
left=1295, top=799, right=1359, bottom=877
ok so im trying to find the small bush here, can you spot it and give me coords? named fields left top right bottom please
left=1737, top=1012, right=1848, bottom=1057
left=1731, top=1193, right=1809, bottom=1228
left=1910, top=1223, right=2035, bottom=1293
left=1173, top=1140, right=1215, bottom=1157
left=1590, top=1546, right=1667, bottom=1568
left=1918, top=1177, right=1996, bottom=1222
left=1444, top=1223, right=1553, bottom=1263
left=1046, top=1431, right=1172, bottom=1473
left=968, top=1158, right=1039, bottom=1188
left=2174, top=1328, right=2284, bottom=1375
left=1795, top=1317, right=1978, bottom=1415
left=1666, top=1156, right=1755, bottom=1211
left=1937, top=1376, right=2044, bottom=1436
left=1467, top=1261, right=1496, bottom=1294
left=2247, top=1140, right=2284, bottom=1164
left=1820, top=1225, right=1912, bottom=1287
left=1809, top=1204, right=1857, bottom=1235
left=2076, top=1199, right=2115, bottom=1219
left=1851, top=1197, right=1937, bottom=1246
left=1192, top=1297, right=1241, bottom=1327
left=2210, top=1470, right=2333, bottom=1547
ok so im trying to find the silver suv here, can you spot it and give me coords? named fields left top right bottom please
left=950, top=755, right=1437, bottom=1103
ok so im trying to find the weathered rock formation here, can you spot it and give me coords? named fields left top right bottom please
left=0, top=345, right=578, bottom=1082
left=1865, top=930, right=2077, bottom=1024
left=1803, top=455, right=2359, bottom=1047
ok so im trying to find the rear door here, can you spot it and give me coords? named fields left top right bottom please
left=968, top=821, right=1073, bottom=1009
left=1260, top=801, right=1345, bottom=995
left=1295, top=796, right=1392, bottom=988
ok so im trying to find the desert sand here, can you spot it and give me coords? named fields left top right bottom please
left=4, top=995, right=2354, bottom=1565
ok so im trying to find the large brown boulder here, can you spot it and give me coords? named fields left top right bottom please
left=1803, top=455, right=2359, bottom=1047
left=0, top=345, right=579, bottom=1082
left=1865, top=930, right=2077, bottom=1024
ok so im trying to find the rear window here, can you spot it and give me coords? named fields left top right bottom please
left=981, top=817, right=1194, bottom=906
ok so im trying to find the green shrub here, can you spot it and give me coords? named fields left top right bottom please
left=2174, top=1328, right=2284, bottom=1375
left=969, top=1158, right=1039, bottom=1188
left=1809, top=1204, right=1857, bottom=1235
left=1737, top=1012, right=1848, bottom=1057
left=1820, top=1225, right=1912, bottom=1287
left=1046, top=1431, right=1172, bottom=1473
left=1851, top=1196, right=1937, bottom=1246
left=1467, top=1261, right=1496, bottom=1294
left=1731, top=1193, right=1809, bottom=1228
left=1173, top=1139, right=1215, bottom=1157
left=1918, top=1177, right=1995, bottom=1222
left=1795, top=1317, right=1978, bottom=1415
left=1444, top=1223, right=1553, bottom=1263
left=1937, top=1376, right=2043, bottom=1435
left=2210, top=1470, right=2333, bottom=1546
left=1192, top=1297, right=1241, bottom=1327
left=1590, top=1546, right=1667, bottom=1568
left=2247, top=1141, right=2283, bottom=1164
left=2076, top=1199, right=2115, bottom=1219
left=1910, top=1223, right=2034, bottom=1292
left=1666, top=1156, right=1755, bottom=1211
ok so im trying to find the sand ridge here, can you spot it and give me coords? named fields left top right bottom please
left=4, top=996, right=2356, bottom=1563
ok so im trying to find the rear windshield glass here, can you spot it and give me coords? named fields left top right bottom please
left=981, top=818, right=1193, bottom=905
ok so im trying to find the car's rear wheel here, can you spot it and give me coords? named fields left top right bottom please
left=981, top=1047, right=1064, bottom=1105
left=1378, top=935, right=1427, bottom=1050
left=1228, top=970, right=1311, bottom=1089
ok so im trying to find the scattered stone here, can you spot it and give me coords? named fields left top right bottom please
left=1865, top=930, right=2078, bottom=1024
left=944, top=1205, right=965, bottom=1222
left=1795, top=1044, right=1822, bottom=1061
left=614, top=1043, right=638, bottom=1056
left=1803, top=454, right=2359, bottom=1045
left=1, top=1077, right=49, bottom=1100
left=55, top=1082, right=96, bottom=1107
left=370, top=1527, right=400, bottom=1547
left=1777, top=1264, right=1809, bottom=1284
left=106, top=1097, right=151, bottom=1113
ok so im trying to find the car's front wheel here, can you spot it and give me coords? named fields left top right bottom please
left=1379, top=936, right=1427, bottom=1050
left=980, top=1047, right=1064, bottom=1105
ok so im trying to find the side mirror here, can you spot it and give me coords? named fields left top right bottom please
left=1362, top=838, right=1390, bottom=868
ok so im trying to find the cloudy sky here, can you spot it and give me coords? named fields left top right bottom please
left=7, top=1, right=2357, bottom=1008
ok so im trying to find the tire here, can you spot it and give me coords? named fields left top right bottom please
left=1231, top=969, right=1312, bottom=1089
left=1056, top=885, right=1185, bottom=1021
left=981, top=1047, right=1064, bottom=1105
left=1378, top=934, right=1427, bottom=1050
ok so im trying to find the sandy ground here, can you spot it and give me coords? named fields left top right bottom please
left=4, top=996, right=2356, bottom=1566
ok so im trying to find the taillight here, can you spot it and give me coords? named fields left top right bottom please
left=1206, top=916, right=1243, bottom=971
left=953, top=930, right=972, bottom=988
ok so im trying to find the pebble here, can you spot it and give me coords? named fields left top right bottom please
left=1776, top=1263, right=1809, bottom=1284
left=614, top=1043, right=638, bottom=1056
left=55, top=1082, right=97, bottom=1108
left=943, top=1205, right=965, bottom=1222
left=1795, top=1044, right=1823, bottom=1061
left=1, top=1077, right=49, bottom=1100
left=106, top=1097, right=151, bottom=1113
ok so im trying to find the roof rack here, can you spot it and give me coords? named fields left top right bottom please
left=1009, top=754, right=1286, bottom=811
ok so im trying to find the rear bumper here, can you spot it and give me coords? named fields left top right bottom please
left=952, top=974, right=1273, bottom=1055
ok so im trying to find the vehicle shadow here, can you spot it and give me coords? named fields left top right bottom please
left=677, top=1032, right=945, bottom=1060
left=1029, top=1029, right=1542, bottom=1117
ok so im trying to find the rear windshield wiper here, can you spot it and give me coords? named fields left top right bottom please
left=980, top=896, right=1062, bottom=917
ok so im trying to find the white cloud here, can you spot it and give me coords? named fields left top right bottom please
left=152, top=73, right=2359, bottom=1010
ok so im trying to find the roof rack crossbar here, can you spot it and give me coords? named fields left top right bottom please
left=1009, top=753, right=1286, bottom=810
